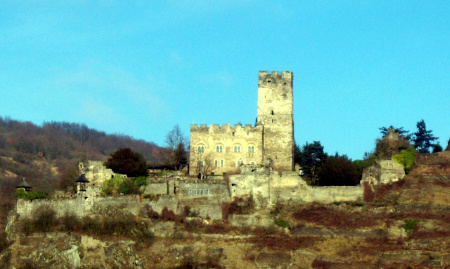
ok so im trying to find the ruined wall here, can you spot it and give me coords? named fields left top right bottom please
left=229, top=170, right=363, bottom=205
left=362, top=159, right=405, bottom=185
left=257, top=71, right=294, bottom=171
left=189, top=124, right=263, bottom=175
left=79, top=161, right=115, bottom=187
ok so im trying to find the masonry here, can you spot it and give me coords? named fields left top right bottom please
left=190, top=71, right=294, bottom=176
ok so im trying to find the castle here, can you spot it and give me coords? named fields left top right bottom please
left=189, top=71, right=294, bottom=175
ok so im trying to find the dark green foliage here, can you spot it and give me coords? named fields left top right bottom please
left=296, top=141, right=328, bottom=184
left=431, top=143, right=443, bottom=153
left=318, top=154, right=360, bottom=186
left=16, top=189, right=49, bottom=200
left=412, top=119, right=438, bottom=153
left=118, top=178, right=141, bottom=195
left=379, top=125, right=411, bottom=139
left=403, top=219, right=420, bottom=232
left=105, top=147, right=148, bottom=177
left=133, top=176, right=148, bottom=187
left=274, top=219, right=290, bottom=228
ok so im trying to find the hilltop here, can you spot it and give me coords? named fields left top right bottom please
left=0, top=116, right=165, bottom=229
left=0, top=150, right=449, bottom=268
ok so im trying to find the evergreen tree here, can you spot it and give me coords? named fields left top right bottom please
left=412, top=119, right=438, bottom=153
left=318, top=154, right=360, bottom=186
left=105, top=148, right=147, bottom=177
left=297, top=141, right=328, bottom=184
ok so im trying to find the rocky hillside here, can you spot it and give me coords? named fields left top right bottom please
left=0, top=152, right=449, bottom=268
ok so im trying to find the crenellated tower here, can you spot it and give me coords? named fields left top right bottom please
left=257, top=71, right=294, bottom=171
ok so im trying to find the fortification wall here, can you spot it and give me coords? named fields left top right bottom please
left=189, top=124, right=263, bottom=175
left=229, top=172, right=362, bottom=205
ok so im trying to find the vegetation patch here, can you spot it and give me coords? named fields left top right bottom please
left=16, top=189, right=49, bottom=200
left=402, top=219, right=420, bottom=232
left=291, top=204, right=377, bottom=228
left=248, top=235, right=316, bottom=251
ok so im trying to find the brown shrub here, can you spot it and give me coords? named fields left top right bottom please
left=248, top=235, right=316, bottom=251
left=312, top=259, right=331, bottom=269
left=161, top=207, right=185, bottom=222
left=140, top=204, right=160, bottom=219
left=61, top=213, right=81, bottom=231
left=363, top=182, right=375, bottom=203
left=291, top=205, right=376, bottom=228
left=0, top=232, right=10, bottom=253
left=32, top=205, right=57, bottom=233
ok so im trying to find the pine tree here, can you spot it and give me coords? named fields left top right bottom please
left=412, top=119, right=438, bottom=153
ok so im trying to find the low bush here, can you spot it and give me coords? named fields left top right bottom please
left=61, top=213, right=81, bottom=231
left=363, top=182, right=375, bottom=203
left=33, top=205, right=57, bottom=232
left=140, top=204, right=160, bottom=219
left=402, top=219, right=419, bottom=232
left=274, top=219, right=290, bottom=228
left=16, top=189, right=49, bottom=200
left=0, top=232, right=10, bottom=253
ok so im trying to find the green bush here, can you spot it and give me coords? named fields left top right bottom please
left=16, top=189, right=49, bottom=200
left=393, top=146, right=416, bottom=174
left=101, top=175, right=142, bottom=196
left=402, top=219, right=420, bottom=232
left=118, top=178, right=141, bottom=195
left=274, top=219, right=290, bottom=228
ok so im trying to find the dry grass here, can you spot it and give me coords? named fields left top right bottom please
left=248, top=235, right=316, bottom=251
left=291, top=204, right=378, bottom=228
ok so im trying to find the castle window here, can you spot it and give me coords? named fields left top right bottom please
left=198, top=145, right=205, bottom=153
left=215, top=160, right=218, bottom=167
left=198, top=161, right=204, bottom=167
left=234, top=145, right=241, bottom=152
left=237, top=160, right=243, bottom=167
left=271, top=110, right=274, bottom=115
left=248, top=146, right=255, bottom=152
left=216, top=145, right=223, bottom=152
left=232, top=132, right=235, bottom=136
left=221, top=160, right=224, bottom=167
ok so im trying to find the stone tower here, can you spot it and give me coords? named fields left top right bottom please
left=257, top=71, right=294, bottom=171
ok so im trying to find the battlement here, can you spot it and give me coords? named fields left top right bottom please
left=190, top=123, right=261, bottom=133
left=258, top=71, right=293, bottom=86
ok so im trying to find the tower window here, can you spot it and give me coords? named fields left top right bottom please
left=198, top=145, right=205, bottom=153
left=234, top=145, right=241, bottom=152
left=248, top=146, right=255, bottom=152
left=216, top=145, right=223, bottom=152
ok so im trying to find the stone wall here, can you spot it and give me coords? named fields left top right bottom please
left=79, top=161, right=115, bottom=187
left=230, top=169, right=363, bottom=206
left=362, top=159, right=405, bottom=185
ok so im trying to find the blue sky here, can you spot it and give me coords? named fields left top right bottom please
left=0, top=1, right=449, bottom=159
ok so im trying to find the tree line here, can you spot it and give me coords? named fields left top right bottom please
left=295, top=119, right=444, bottom=186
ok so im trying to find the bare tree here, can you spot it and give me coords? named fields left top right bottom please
left=165, top=125, right=188, bottom=170
left=195, top=152, right=213, bottom=179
